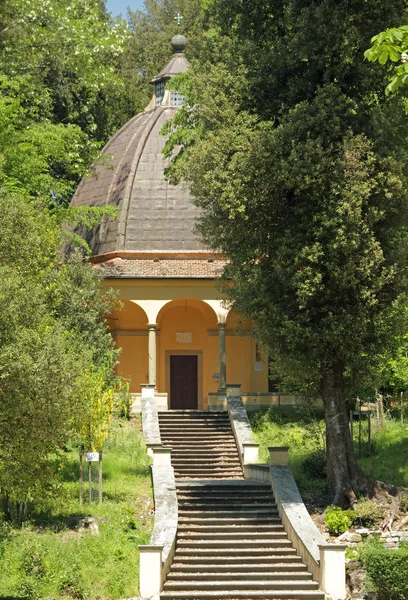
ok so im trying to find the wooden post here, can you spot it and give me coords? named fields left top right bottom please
left=401, top=392, right=404, bottom=425
left=368, top=411, right=372, bottom=454
left=88, top=461, right=92, bottom=503
left=99, top=451, right=103, bottom=504
left=79, top=452, right=83, bottom=506
left=358, top=411, right=362, bottom=457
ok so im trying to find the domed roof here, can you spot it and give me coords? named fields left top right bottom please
left=70, top=45, right=205, bottom=257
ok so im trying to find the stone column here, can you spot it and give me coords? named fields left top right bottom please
left=148, top=323, right=157, bottom=388
left=217, top=322, right=227, bottom=392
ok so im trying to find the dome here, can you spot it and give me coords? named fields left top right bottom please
left=69, top=44, right=204, bottom=257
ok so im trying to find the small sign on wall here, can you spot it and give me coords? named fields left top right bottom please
left=254, top=362, right=264, bottom=372
left=176, top=332, right=192, bottom=343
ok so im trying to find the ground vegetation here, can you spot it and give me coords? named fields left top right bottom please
left=0, top=419, right=152, bottom=600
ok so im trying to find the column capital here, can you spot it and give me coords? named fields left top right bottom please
left=147, top=323, right=158, bottom=329
left=217, top=321, right=227, bottom=328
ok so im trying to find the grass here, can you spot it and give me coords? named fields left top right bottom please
left=0, top=418, right=153, bottom=600
left=248, top=406, right=408, bottom=502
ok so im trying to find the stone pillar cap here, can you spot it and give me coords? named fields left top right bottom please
left=318, top=543, right=348, bottom=550
left=138, top=544, right=164, bottom=552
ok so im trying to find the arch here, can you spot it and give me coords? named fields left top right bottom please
left=157, top=297, right=218, bottom=328
left=156, top=298, right=219, bottom=409
left=107, top=299, right=148, bottom=332
left=107, top=300, right=149, bottom=394
left=202, top=299, right=230, bottom=324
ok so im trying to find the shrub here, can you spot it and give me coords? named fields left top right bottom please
left=399, top=493, right=408, bottom=513
left=354, top=499, right=384, bottom=526
left=300, top=450, right=327, bottom=479
left=324, top=505, right=356, bottom=535
left=362, top=538, right=408, bottom=600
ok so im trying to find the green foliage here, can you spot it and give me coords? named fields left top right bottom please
left=300, top=451, right=327, bottom=480
left=164, top=0, right=408, bottom=501
left=399, top=494, right=408, bottom=512
left=0, top=192, right=120, bottom=515
left=0, top=420, right=153, bottom=599
left=354, top=499, right=384, bottom=526
left=362, top=537, right=408, bottom=600
left=365, top=26, right=408, bottom=95
left=325, top=505, right=356, bottom=535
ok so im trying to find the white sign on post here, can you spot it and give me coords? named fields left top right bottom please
left=85, top=452, right=99, bottom=462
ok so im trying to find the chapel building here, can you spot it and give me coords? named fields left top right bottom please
left=70, top=34, right=294, bottom=411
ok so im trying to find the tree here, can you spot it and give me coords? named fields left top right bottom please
left=164, top=0, right=408, bottom=505
left=0, top=192, right=120, bottom=520
left=365, top=26, right=408, bottom=95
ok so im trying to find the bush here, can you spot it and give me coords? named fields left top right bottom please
left=362, top=538, right=408, bottom=600
left=354, top=499, right=384, bottom=526
left=324, top=505, right=356, bottom=535
left=300, top=450, right=327, bottom=479
left=400, top=493, right=408, bottom=513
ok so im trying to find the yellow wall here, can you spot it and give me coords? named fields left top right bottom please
left=114, top=334, right=148, bottom=393
left=105, top=279, right=270, bottom=397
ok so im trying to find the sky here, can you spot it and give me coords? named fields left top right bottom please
left=105, top=0, right=145, bottom=18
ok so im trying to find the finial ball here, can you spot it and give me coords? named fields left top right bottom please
left=171, top=34, right=187, bottom=53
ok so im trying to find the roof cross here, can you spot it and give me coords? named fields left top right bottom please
left=174, top=13, right=183, bottom=27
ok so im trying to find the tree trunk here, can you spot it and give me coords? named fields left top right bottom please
left=320, top=360, right=372, bottom=507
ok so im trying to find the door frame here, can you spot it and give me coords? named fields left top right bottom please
left=166, top=350, right=203, bottom=409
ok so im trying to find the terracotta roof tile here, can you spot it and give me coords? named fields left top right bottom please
left=94, top=257, right=228, bottom=279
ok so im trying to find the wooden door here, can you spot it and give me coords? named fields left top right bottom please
left=170, top=355, right=198, bottom=409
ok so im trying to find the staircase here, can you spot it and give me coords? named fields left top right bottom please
left=158, top=410, right=243, bottom=479
left=158, top=411, right=324, bottom=600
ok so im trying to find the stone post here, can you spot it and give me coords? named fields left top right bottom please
left=139, top=545, right=163, bottom=600
left=217, top=322, right=227, bottom=392
left=152, top=447, right=172, bottom=466
left=242, top=442, right=260, bottom=464
left=227, top=383, right=241, bottom=397
left=148, top=323, right=157, bottom=388
left=319, top=544, right=347, bottom=600
left=269, top=446, right=289, bottom=466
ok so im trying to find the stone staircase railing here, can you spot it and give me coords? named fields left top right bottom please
left=227, top=391, right=347, bottom=600
left=139, top=392, right=177, bottom=600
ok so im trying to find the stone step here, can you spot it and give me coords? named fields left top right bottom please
left=160, top=591, right=325, bottom=599
left=176, top=540, right=292, bottom=549
left=177, top=524, right=284, bottom=533
left=161, top=434, right=235, bottom=448
left=173, top=553, right=302, bottom=563
left=178, top=516, right=282, bottom=524
left=162, top=440, right=236, bottom=445
left=170, top=563, right=307, bottom=572
left=179, top=504, right=278, bottom=512
left=178, top=495, right=274, bottom=503
left=173, top=460, right=242, bottom=467
left=176, top=475, right=244, bottom=480
left=178, top=497, right=273, bottom=504
left=166, top=572, right=313, bottom=581
left=171, top=451, right=239, bottom=457
left=175, top=468, right=243, bottom=475
left=162, top=581, right=320, bottom=591
left=175, top=472, right=244, bottom=478
left=159, top=423, right=231, bottom=428
left=177, top=532, right=288, bottom=541
left=174, top=547, right=297, bottom=556
left=176, top=480, right=268, bottom=487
